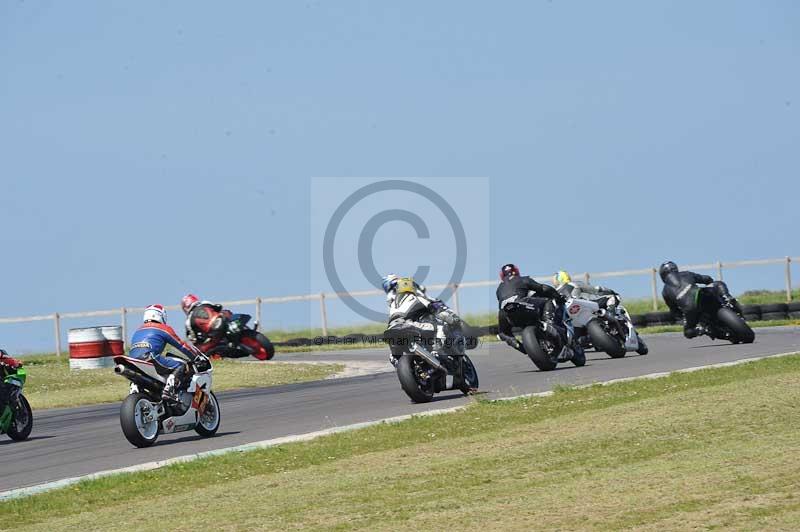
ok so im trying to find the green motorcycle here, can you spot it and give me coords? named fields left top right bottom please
left=0, top=364, right=33, bottom=441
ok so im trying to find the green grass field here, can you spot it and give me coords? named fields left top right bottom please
left=4, top=353, right=800, bottom=531
left=19, top=355, right=342, bottom=410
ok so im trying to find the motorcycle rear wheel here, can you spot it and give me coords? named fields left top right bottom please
left=587, top=319, right=626, bottom=358
left=7, top=394, right=33, bottom=441
left=521, top=326, right=557, bottom=371
left=120, top=393, right=159, bottom=448
left=397, top=355, right=435, bottom=403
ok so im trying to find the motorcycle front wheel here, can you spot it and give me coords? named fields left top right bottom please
left=195, top=391, right=221, bottom=437
left=716, top=307, right=755, bottom=344
left=521, top=326, right=557, bottom=371
left=120, top=393, right=159, bottom=448
left=7, top=394, right=33, bottom=441
left=397, top=355, right=435, bottom=403
left=240, top=331, right=276, bottom=361
left=459, top=355, right=479, bottom=395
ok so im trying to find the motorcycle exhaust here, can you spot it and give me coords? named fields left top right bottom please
left=410, top=343, right=444, bottom=372
left=115, top=364, right=162, bottom=390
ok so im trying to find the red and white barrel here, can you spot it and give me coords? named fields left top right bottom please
left=68, top=326, right=124, bottom=370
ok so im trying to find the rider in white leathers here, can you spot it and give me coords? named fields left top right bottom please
left=381, top=275, right=459, bottom=367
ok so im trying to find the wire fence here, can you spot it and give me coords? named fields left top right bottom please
left=1, top=255, right=796, bottom=356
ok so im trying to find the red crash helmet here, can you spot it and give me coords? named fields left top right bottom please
left=181, top=294, right=200, bottom=314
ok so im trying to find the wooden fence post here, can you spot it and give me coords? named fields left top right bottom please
left=54, top=313, right=62, bottom=357
left=651, top=268, right=659, bottom=311
left=451, top=283, right=461, bottom=316
left=121, top=307, right=128, bottom=350
left=786, top=257, right=793, bottom=302
left=319, top=293, right=329, bottom=337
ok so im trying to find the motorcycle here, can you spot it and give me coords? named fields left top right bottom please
left=694, top=287, right=755, bottom=344
left=503, top=296, right=586, bottom=371
left=0, top=365, right=32, bottom=441
left=385, top=315, right=479, bottom=404
left=113, top=353, right=220, bottom=448
left=192, top=312, right=275, bottom=361
left=565, top=296, right=648, bottom=358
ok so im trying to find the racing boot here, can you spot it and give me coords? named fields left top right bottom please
left=161, top=364, right=187, bottom=403
left=497, top=333, right=525, bottom=354
left=684, top=324, right=711, bottom=339
left=722, top=294, right=744, bottom=316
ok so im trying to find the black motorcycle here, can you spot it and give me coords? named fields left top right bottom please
left=385, top=317, right=479, bottom=403
left=695, top=288, right=754, bottom=344
left=192, top=313, right=275, bottom=361
left=502, top=296, right=586, bottom=371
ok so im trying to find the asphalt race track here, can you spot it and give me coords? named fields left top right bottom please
left=2, top=327, right=799, bottom=493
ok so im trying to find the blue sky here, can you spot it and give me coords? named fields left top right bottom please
left=1, top=1, right=798, bottom=351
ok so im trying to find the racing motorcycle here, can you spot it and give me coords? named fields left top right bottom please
left=503, top=296, right=586, bottom=371
left=565, top=296, right=648, bottom=358
left=0, top=363, right=32, bottom=441
left=693, top=287, right=755, bottom=344
left=384, top=312, right=479, bottom=404
left=113, top=353, right=220, bottom=448
left=192, top=312, right=275, bottom=361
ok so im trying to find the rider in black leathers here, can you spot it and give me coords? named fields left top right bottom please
left=496, top=263, right=565, bottom=353
left=660, top=261, right=743, bottom=339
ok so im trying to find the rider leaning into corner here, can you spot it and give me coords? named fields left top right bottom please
left=381, top=274, right=460, bottom=367
left=181, top=294, right=230, bottom=345
left=495, top=263, right=566, bottom=353
left=552, top=270, right=621, bottom=309
left=129, top=304, right=203, bottom=402
left=0, top=349, right=23, bottom=415
left=660, top=261, right=744, bottom=339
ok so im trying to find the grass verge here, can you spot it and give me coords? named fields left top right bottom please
left=4, top=353, right=800, bottom=530
left=19, top=355, right=342, bottom=410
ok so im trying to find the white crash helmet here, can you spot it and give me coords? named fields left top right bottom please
left=143, top=304, right=167, bottom=324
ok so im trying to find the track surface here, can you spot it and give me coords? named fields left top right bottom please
left=2, top=327, right=799, bottom=493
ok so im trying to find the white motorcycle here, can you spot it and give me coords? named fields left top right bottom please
left=565, top=296, right=648, bottom=358
left=113, top=353, right=221, bottom=447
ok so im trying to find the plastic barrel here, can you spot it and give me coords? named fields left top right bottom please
left=68, top=326, right=124, bottom=370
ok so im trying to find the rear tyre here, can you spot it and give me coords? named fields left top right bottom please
left=120, top=393, right=159, bottom=448
left=459, top=355, right=479, bottom=395
left=194, top=391, right=221, bottom=437
left=7, top=395, right=33, bottom=441
left=397, top=355, right=435, bottom=403
left=521, top=326, right=557, bottom=371
left=716, top=307, right=755, bottom=344
left=586, top=319, right=626, bottom=358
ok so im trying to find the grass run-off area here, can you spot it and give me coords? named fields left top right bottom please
left=19, top=355, right=342, bottom=410
left=4, top=353, right=800, bottom=530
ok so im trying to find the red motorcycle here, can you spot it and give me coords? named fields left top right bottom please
left=191, top=310, right=275, bottom=361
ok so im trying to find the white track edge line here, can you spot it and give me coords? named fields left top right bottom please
left=2, top=350, right=797, bottom=502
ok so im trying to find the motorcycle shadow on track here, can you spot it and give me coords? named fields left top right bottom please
left=123, top=430, right=241, bottom=448
left=688, top=341, right=757, bottom=350
left=516, top=363, right=587, bottom=374
left=0, top=435, right=57, bottom=446
left=407, top=391, right=482, bottom=405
